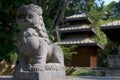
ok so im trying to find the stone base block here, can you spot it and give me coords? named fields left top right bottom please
left=13, top=71, right=65, bottom=80
left=106, top=68, right=120, bottom=76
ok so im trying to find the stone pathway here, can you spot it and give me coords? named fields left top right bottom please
left=0, top=76, right=13, bottom=80
left=51, top=76, right=120, bottom=80
left=1, top=76, right=120, bottom=80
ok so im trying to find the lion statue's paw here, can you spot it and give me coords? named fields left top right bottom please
left=45, top=63, right=64, bottom=71
left=31, top=64, right=45, bottom=71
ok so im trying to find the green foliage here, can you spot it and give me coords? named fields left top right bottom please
left=97, top=40, right=118, bottom=67
left=9, top=52, right=18, bottom=64
left=61, top=45, right=77, bottom=60
left=66, top=67, right=106, bottom=76
left=66, top=67, right=77, bottom=75
left=71, top=68, right=96, bottom=76
left=65, top=0, right=95, bottom=17
left=40, top=0, right=64, bottom=30
left=0, top=0, right=30, bottom=62
left=92, top=28, right=108, bottom=46
left=87, top=1, right=108, bottom=46
left=104, top=1, right=120, bottom=20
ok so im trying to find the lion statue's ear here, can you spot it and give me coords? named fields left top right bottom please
left=17, top=4, right=43, bottom=16
left=28, top=4, right=43, bottom=15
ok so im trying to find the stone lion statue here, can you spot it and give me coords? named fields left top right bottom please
left=16, top=4, right=64, bottom=72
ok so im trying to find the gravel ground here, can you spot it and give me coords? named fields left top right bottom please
left=1, top=76, right=120, bottom=80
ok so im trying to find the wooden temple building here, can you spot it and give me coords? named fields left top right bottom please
left=101, top=21, right=120, bottom=75
left=101, top=20, right=120, bottom=54
left=56, top=12, right=103, bottom=67
left=101, top=20, right=120, bottom=43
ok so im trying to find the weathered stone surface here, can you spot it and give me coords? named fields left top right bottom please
left=14, top=4, right=65, bottom=80
left=14, top=71, right=65, bottom=80
left=107, top=55, right=120, bottom=76
left=108, top=55, right=120, bottom=68
left=106, top=68, right=120, bottom=76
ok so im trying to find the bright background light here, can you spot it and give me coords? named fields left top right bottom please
left=104, top=0, right=119, bottom=5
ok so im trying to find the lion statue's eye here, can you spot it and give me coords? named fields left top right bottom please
left=28, top=14, right=33, bottom=19
left=17, top=14, right=27, bottom=19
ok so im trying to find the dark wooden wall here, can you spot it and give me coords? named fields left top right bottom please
left=65, top=46, right=97, bottom=67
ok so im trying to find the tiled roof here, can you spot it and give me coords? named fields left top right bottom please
left=65, top=14, right=93, bottom=23
left=59, top=25, right=98, bottom=35
left=56, top=38, right=95, bottom=44
left=101, top=20, right=120, bottom=43
left=60, top=25, right=90, bottom=31
left=101, top=20, right=120, bottom=26
left=55, top=38, right=103, bottom=49
left=101, top=20, right=120, bottom=29
left=66, top=14, right=86, bottom=19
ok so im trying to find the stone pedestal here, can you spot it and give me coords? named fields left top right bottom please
left=108, top=55, right=120, bottom=68
left=106, top=55, right=120, bottom=76
left=14, top=70, right=65, bottom=80
left=106, top=68, right=120, bottom=76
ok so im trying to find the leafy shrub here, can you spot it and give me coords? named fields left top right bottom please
left=61, top=45, right=77, bottom=60
left=66, top=67, right=106, bottom=76
left=0, top=59, right=15, bottom=75
left=71, top=67, right=96, bottom=76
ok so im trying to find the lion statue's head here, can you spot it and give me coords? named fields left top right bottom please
left=16, top=4, right=43, bottom=27
left=16, top=4, right=50, bottom=44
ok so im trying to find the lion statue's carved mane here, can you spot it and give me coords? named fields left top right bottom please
left=16, top=4, right=64, bottom=71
